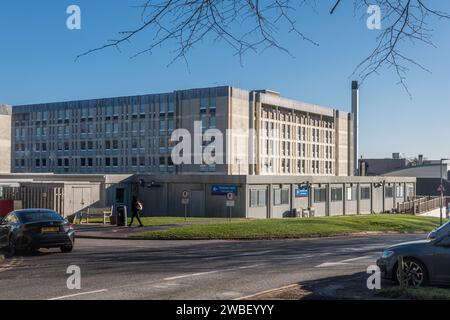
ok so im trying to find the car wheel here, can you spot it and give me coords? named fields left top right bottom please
left=60, top=245, right=73, bottom=253
left=6, top=236, right=16, bottom=258
left=396, top=258, right=428, bottom=288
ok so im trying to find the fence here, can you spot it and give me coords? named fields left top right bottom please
left=397, top=196, right=450, bottom=215
left=0, top=185, right=65, bottom=216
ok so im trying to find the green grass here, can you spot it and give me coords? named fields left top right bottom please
left=133, top=214, right=445, bottom=239
left=375, top=286, right=450, bottom=300
left=74, top=216, right=233, bottom=226
left=128, top=217, right=234, bottom=226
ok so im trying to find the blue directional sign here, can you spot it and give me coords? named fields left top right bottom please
left=295, top=187, right=309, bottom=198
left=211, top=185, right=238, bottom=196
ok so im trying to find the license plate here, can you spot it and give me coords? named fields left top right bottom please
left=41, top=227, right=59, bottom=233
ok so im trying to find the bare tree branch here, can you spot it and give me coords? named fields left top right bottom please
left=76, top=0, right=450, bottom=95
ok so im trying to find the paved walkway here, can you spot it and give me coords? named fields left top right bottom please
left=419, top=207, right=449, bottom=218
left=73, top=223, right=185, bottom=239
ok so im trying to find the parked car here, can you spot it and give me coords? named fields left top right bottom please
left=0, top=209, right=75, bottom=256
left=377, top=232, right=450, bottom=287
left=427, top=220, right=450, bottom=240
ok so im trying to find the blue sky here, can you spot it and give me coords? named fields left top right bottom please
left=1, top=1, right=449, bottom=159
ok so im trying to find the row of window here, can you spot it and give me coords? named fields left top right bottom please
left=261, top=108, right=335, bottom=129
left=249, top=185, right=410, bottom=208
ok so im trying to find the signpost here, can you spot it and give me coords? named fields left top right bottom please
left=181, top=190, right=190, bottom=221
left=226, top=192, right=235, bottom=222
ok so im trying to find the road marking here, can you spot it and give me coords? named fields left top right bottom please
left=163, top=264, right=264, bottom=281
left=48, top=289, right=108, bottom=300
left=163, top=270, right=221, bottom=281
left=0, top=257, right=24, bottom=273
left=236, top=284, right=302, bottom=300
left=316, top=255, right=374, bottom=268
left=202, top=250, right=276, bottom=260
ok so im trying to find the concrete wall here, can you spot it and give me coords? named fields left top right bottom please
left=0, top=174, right=417, bottom=219
left=0, top=105, right=11, bottom=173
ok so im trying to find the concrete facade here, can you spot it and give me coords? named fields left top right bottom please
left=0, top=105, right=11, bottom=173
left=133, top=174, right=416, bottom=219
left=10, top=86, right=354, bottom=177
left=0, top=174, right=415, bottom=219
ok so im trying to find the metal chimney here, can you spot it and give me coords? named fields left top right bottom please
left=351, top=81, right=359, bottom=176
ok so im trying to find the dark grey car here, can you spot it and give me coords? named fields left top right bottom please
left=428, top=220, right=450, bottom=240
left=377, top=232, right=450, bottom=287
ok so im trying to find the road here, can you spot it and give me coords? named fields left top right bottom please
left=0, top=234, right=423, bottom=300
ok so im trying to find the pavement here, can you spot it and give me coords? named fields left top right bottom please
left=73, top=224, right=181, bottom=239
left=0, top=233, right=425, bottom=300
left=420, top=207, right=449, bottom=218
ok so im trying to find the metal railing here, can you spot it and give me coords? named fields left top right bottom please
left=397, top=196, right=449, bottom=215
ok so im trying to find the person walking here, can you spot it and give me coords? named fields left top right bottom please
left=129, top=196, right=144, bottom=227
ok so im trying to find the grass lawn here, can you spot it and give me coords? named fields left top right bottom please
left=128, top=216, right=235, bottom=226
left=133, top=214, right=445, bottom=239
left=375, top=286, right=450, bottom=300
left=74, top=216, right=233, bottom=226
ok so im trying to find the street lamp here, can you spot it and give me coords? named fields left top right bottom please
left=440, top=158, right=449, bottom=226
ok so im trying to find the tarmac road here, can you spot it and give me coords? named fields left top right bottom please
left=0, top=233, right=423, bottom=300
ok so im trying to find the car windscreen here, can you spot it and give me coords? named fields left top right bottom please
left=16, top=211, right=64, bottom=223
left=434, top=220, right=450, bottom=232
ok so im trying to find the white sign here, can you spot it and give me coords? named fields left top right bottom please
left=181, top=198, right=190, bottom=205
left=226, top=200, right=235, bottom=207
left=226, top=193, right=235, bottom=201
left=182, top=190, right=190, bottom=199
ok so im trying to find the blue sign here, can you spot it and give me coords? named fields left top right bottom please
left=295, top=187, right=309, bottom=198
left=212, top=185, right=238, bottom=196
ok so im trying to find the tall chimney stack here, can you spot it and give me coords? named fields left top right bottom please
left=351, top=81, right=359, bottom=176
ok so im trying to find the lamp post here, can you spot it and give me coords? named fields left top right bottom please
left=440, top=158, right=449, bottom=226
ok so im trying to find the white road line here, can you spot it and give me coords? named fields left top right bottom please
left=316, top=255, right=374, bottom=268
left=236, top=284, right=301, bottom=300
left=163, top=270, right=221, bottom=281
left=163, top=264, right=264, bottom=281
left=48, top=289, right=108, bottom=300
left=202, top=250, right=275, bottom=261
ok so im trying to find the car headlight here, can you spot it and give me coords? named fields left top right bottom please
left=381, top=250, right=395, bottom=259
left=63, top=224, right=74, bottom=232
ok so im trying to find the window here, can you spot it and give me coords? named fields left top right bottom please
left=250, top=190, right=258, bottom=207
left=281, top=189, right=289, bottom=205
left=274, top=189, right=281, bottom=206
left=314, top=188, right=327, bottom=203
left=396, top=185, right=404, bottom=198
left=274, top=188, right=289, bottom=206
left=258, top=189, right=266, bottom=207
left=250, top=189, right=267, bottom=208
left=331, top=187, right=343, bottom=202
left=385, top=186, right=394, bottom=198
left=346, top=186, right=357, bottom=201
left=361, top=187, right=371, bottom=200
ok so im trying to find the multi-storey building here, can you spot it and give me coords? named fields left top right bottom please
left=10, top=86, right=355, bottom=176
left=0, top=105, right=11, bottom=173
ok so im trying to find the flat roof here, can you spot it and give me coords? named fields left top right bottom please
left=12, top=85, right=346, bottom=117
